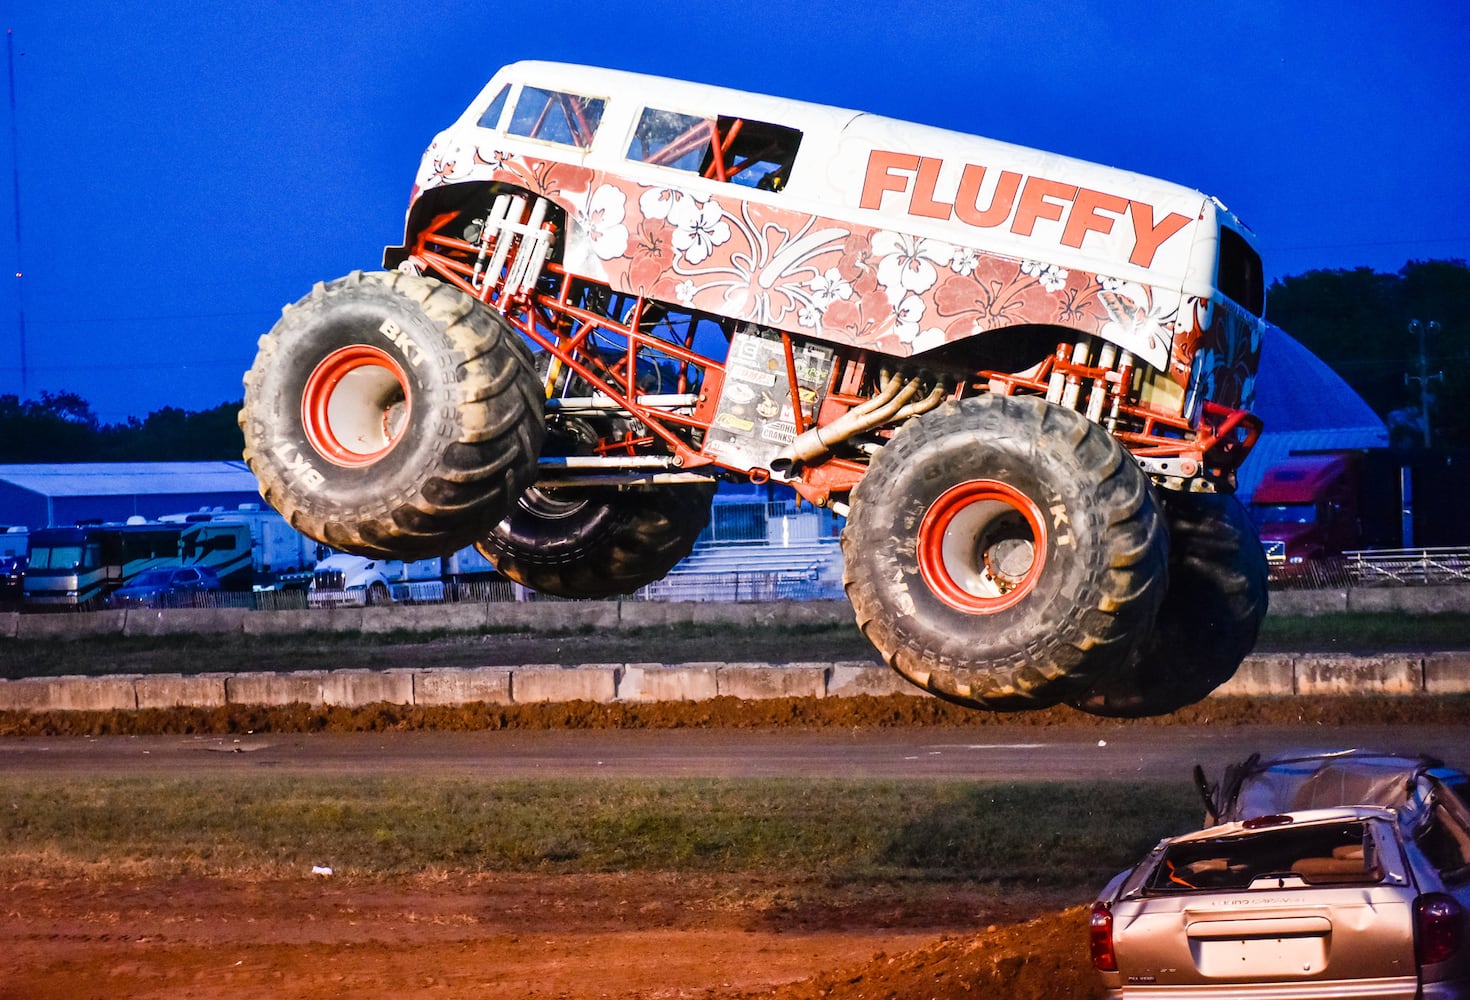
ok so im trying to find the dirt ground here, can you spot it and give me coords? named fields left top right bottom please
left=1, top=871, right=1097, bottom=1000
left=4, top=623, right=1465, bottom=999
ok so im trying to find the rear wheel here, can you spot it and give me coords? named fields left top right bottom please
left=240, top=271, right=545, bottom=559
left=477, top=484, right=716, bottom=600
left=842, top=394, right=1167, bottom=711
left=1070, top=492, right=1268, bottom=717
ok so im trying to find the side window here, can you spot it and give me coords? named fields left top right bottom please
left=1417, top=804, right=1470, bottom=880
left=627, top=108, right=801, bottom=192
left=476, top=84, right=511, bottom=130
left=508, top=86, right=605, bottom=149
left=712, top=116, right=801, bottom=191
left=627, top=108, right=713, bottom=172
left=1218, top=228, right=1264, bottom=317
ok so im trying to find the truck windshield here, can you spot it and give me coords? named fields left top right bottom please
left=1251, top=503, right=1317, bottom=526
left=27, top=545, right=82, bottom=570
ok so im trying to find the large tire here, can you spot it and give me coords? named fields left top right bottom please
left=477, top=484, right=716, bottom=599
left=1070, top=492, right=1268, bottom=717
left=842, top=395, right=1167, bottom=712
left=241, top=271, right=545, bottom=560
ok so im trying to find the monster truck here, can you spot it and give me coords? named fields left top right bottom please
left=241, top=61, right=1269, bottom=716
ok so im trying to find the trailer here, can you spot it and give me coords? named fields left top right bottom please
left=162, top=505, right=319, bottom=590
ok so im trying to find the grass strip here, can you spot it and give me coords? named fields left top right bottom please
left=0, top=776, right=1199, bottom=884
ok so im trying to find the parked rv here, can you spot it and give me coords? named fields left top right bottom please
left=161, top=505, right=318, bottom=591
left=23, top=521, right=183, bottom=607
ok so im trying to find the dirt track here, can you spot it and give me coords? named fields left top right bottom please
left=4, top=622, right=1467, bottom=999
left=1, top=872, right=1096, bottom=1000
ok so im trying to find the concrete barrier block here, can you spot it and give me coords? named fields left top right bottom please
left=16, top=610, right=127, bottom=639
left=1214, top=655, right=1297, bottom=696
left=1347, top=585, right=1470, bottom=615
left=742, top=601, right=853, bottom=627
left=1424, top=652, right=1470, bottom=695
left=123, top=607, right=249, bottom=636
left=0, top=678, right=50, bottom=711
left=825, top=663, right=922, bottom=698
left=243, top=610, right=315, bottom=635
left=487, top=601, right=619, bottom=631
left=359, top=603, right=492, bottom=634
left=618, top=664, right=719, bottom=702
left=0, top=611, right=18, bottom=638
left=1294, top=654, right=1423, bottom=695
left=135, top=673, right=229, bottom=709
left=414, top=667, right=513, bottom=706
left=1267, top=590, right=1349, bottom=616
left=512, top=665, right=618, bottom=703
left=322, top=669, right=414, bottom=707
left=226, top=671, right=326, bottom=706
left=719, top=664, right=827, bottom=700
left=621, top=601, right=851, bottom=630
left=0, top=675, right=138, bottom=712
left=615, top=601, right=700, bottom=628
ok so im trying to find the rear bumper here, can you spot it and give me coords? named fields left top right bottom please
left=1106, top=976, right=1420, bottom=998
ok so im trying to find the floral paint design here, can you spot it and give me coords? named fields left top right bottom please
left=415, top=144, right=1260, bottom=413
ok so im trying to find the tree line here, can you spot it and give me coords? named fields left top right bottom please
left=0, top=258, right=1463, bottom=462
left=1266, top=259, right=1469, bottom=448
left=0, top=393, right=244, bottom=462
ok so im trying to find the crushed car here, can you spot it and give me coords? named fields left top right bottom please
left=1196, top=748, right=1470, bottom=828
left=1091, top=750, right=1470, bottom=998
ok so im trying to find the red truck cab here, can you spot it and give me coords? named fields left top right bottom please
left=1249, top=453, right=1362, bottom=566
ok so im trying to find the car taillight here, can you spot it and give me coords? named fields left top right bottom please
left=1416, top=893, right=1464, bottom=966
left=1090, top=901, right=1117, bottom=972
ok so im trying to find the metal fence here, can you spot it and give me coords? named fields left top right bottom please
left=1268, top=548, right=1470, bottom=590
left=1344, top=547, right=1470, bottom=587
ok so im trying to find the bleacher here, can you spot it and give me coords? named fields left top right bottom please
left=636, top=498, right=846, bottom=602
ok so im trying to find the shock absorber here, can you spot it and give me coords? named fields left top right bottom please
left=472, top=195, right=554, bottom=304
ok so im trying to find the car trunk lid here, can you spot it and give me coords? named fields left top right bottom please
left=1113, top=816, right=1421, bottom=996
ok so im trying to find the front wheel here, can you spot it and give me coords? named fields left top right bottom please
left=240, top=271, right=546, bottom=559
left=842, top=395, right=1167, bottom=711
left=477, top=484, right=716, bottom=600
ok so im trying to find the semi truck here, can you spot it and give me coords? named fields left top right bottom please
left=1251, top=449, right=1470, bottom=567
left=241, top=61, right=1271, bottom=717
left=308, top=546, right=497, bottom=606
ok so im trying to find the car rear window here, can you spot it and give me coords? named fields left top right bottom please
left=1146, top=821, right=1385, bottom=894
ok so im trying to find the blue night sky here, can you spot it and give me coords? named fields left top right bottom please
left=3, top=0, right=1468, bottom=423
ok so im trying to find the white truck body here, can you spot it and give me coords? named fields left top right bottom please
left=308, top=546, right=496, bottom=607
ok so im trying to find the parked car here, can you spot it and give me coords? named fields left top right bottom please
left=105, top=565, right=222, bottom=608
left=1092, top=750, right=1470, bottom=998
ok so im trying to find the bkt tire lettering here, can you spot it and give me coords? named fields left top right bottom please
left=379, top=319, right=426, bottom=367
left=272, top=441, right=327, bottom=489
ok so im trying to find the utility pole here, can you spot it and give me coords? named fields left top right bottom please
left=5, top=28, right=25, bottom=398
left=1405, top=319, right=1441, bottom=448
